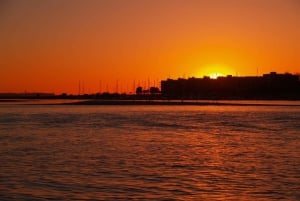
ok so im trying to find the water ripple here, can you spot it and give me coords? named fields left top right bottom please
left=0, top=105, right=299, bottom=200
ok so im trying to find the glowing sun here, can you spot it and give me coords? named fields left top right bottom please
left=209, top=73, right=224, bottom=79
left=194, top=63, right=233, bottom=79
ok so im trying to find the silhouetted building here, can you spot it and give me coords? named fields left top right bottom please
left=136, top=86, right=143, bottom=95
left=150, top=87, right=160, bottom=94
left=161, top=72, right=300, bottom=99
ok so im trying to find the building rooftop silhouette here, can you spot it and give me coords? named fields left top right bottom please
left=161, top=72, right=300, bottom=99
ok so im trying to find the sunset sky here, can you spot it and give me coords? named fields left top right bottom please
left=0, top=0, right=299, bottom=94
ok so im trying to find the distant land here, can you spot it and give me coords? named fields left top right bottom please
left=1, top=72, right=299, bottom=100
left=161, top=72, right=300, bottom=100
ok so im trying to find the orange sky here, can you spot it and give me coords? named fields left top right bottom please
left=0, top=0, right=299, bottom=94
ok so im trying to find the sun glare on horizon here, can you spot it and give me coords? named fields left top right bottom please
left=208, top=73, right=224, bottom=79
left=195, top=64, right=233, bottom=79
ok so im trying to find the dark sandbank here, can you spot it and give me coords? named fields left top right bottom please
left=60, top=99, right=300, bottom=107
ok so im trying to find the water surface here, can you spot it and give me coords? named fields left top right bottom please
left=0, top=104, right=299, bottom=200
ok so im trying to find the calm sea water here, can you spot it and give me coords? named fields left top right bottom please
left=0, top=102, right=300, bottom=200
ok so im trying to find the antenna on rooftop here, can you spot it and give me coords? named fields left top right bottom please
left=99, top=80, right=102, bottom=93
left=78, top=81, right=81, bottom=95
left=133, top=79, right=136, bottom=94
left=116, top=80, right=118, bottom=93
left=82, top=82, right=85, bottom=94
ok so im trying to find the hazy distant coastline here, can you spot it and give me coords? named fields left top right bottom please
left=60, top=99, right=300, bottom=107
left=1, top=99, right=300, bottom=107
left=1, top=72, right=299, bottom=101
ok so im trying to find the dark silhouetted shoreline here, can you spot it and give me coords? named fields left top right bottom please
left=161, top=72, right=300, bottom=100
left=61, top=99, right=300, bottom=106
left=1, top=72, right=299, bottom=101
